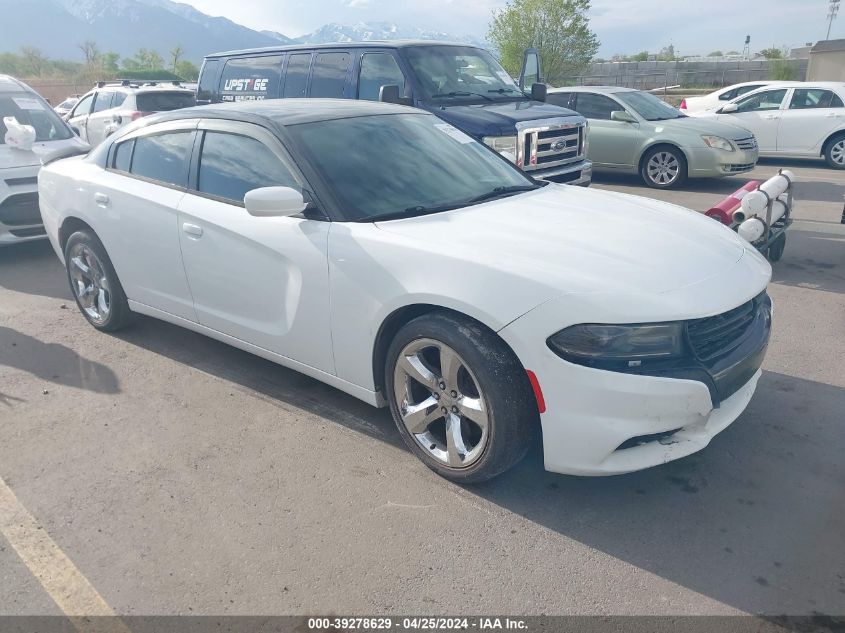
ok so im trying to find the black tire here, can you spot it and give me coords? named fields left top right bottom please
left=767, top=233, right=786, bottom=262
left=384, top=311, right=539, bottom=484
left=823, top=133, right=845, bottom=169
left=640, top=145, right=688, bottom=189
left=64, top=230, right=132, bottom=332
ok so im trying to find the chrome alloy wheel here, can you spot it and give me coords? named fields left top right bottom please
left=393, top=338, right=489, bottom=469
left=68, top=243, right=111, bottom=325
left=831, top=139, right=845, bottom=166
left=646, top=151, right=681, bottom=186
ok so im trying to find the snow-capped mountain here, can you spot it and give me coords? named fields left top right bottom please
left=296, top=22, right=487, bottom=48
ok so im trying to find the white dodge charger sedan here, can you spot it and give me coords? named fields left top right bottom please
left=38, top=100, right=773, bottom=482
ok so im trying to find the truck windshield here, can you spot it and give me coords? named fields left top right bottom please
left=0, top=93, right=73, bottom=144
left=286, top=113, right=537, bottom=221
left=403, top=46, right=525, bottom=102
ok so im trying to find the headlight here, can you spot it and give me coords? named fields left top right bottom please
left=483, top=135, right=518, bottom=162
left=547, top=323, right=685, bottom=363
left=701, top=135, right=735, bottom=152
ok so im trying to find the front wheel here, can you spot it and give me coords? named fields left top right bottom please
left=385, top=312, right=539, bottom=484
left=824, top=134, right=845, bottom=169
left=65, top=230, right=132, bottom=332
left=641, top=146, right=687, bottom=189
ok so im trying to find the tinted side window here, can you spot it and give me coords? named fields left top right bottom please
left=72, top=94, right=94, bottom=117
left=197, top=131, right=299, bottom=204
left=112, top=92, right=128, bottom=108
left=546, top=92, right=575, bottom=109
left=789, top=89, right=843, bottom=109
left=136, top=92, right=196, bottom=112
left=129, top=132, right=194, bottom=187
left=112, top=139, right=134, bottom=172
left=309, top=52, right=351, bottom=98
left=358, top=53, right=407, bottom=101
left=92, top=91, right=114, bottom=112
left=219, top=56, right=282, bottom=102
left=735, top=89, right=787, bottom=113
left=573, top=93, right=619, bottom=120
left=197, top=59, right=220, bottom=103
left=734, top=84, right=762, bottom=98
left=283, top=54, right=312, bottom=98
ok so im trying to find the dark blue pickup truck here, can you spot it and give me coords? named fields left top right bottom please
left=197, top=41, right=592, bottom=185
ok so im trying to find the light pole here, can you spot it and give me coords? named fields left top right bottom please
left=828, top=0, right=841, bottom=40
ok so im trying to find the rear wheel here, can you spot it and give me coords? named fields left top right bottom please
left=385, top=312, right=538, bottom=483
left=65, top=230, right=132, bottom=332
left=824, top=134, right=845, bottom=169
left=767, top=233, right=786, bottom=262
left=641, top=146, right=687, bottom=189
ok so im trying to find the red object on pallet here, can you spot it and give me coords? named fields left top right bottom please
left=705, top=180, right=762, bottom=225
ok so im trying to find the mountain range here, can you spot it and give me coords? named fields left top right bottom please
left=0, top=0, right=486, bottom=63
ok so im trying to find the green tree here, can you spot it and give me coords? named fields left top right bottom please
left=770, top=59, right=795, bottom=80
left=708, top=50, right=723, bottom=57
left=124, top=48, right=165, bottom=71
left=19, top=46, right=48, bottom=76
left=169, top=46, right=184, bottom=73
left=488, top=0, right=599, bottom=85
left=759, top=47, right=783, bottom=59
left=630, top=50, right=649, bottom=62
left=175, top=59, right=199, bottom=81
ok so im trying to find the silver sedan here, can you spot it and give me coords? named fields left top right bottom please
left=547, top=86, right=759, bottom=189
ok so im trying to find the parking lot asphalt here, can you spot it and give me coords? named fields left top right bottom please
left=1, top=159, right=844, bottom=617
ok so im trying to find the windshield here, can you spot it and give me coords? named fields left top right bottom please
left=615, top=91, right=685, bottom=121
left=403, top=45, right=524, bottom=102
left=136, top=91, right=196, bottom=112
left=287, top=113, right=536, bottom=221
left=0, top=93, right=73, bottom=144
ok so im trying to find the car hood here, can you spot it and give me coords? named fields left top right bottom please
left=0, top=136, right=88, bottom=169
left=647, top=115, right=752, bottom=139
left=375, top=184, right=751, bottom=298
left=430, top=99, right=583, bottom=137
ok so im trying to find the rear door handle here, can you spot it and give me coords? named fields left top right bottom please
left=763, top=114, right=780, bottom=120
left=94, top=193, right=109, bottom=206
left=182, top=223, right=203, bottom=237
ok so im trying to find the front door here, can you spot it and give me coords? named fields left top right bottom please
left=717, top=88, right=789, bottom=152
left=66, top=92, right=94, bottom=142
left=177, top=121, right=334, bottom=373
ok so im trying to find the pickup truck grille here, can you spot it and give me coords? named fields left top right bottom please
left=735, top=136, right=757, bottom=151
left=517, top=120, right=585, bottom=173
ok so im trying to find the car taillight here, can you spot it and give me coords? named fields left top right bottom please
left=679, top=98, right=687, bottom=110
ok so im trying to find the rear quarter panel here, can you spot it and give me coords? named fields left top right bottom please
left=38, top=157, right=98, bottom=261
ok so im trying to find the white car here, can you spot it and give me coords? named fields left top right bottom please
left=54, top=96, right=79, bottom=118
left=38, top=100, right=773, bottom=482
left=66, top=80, right=196, bottom=147
left=1, top=75, right=88, bottom=245
left=679, top=81, right=791, bottom=113
left=691, top=81, right=845, bottom=168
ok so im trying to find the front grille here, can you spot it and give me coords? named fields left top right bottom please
left=4, top=176, right=38, bottom=187
left=724, top=163, right=756, bottom=173
left=687, top=295, right=762, bottom=362
left=735, top=136, right=757, bottom=151
left=0, top=192, right=41, bottom=226
left=518, top=120, right=585, bottom=173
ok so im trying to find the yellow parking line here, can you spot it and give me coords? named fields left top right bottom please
left=0, top=475, right=131, bottom=632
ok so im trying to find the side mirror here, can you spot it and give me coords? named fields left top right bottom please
left=244, top=187, right=307, bottom=217
left=379, top=84, right=401, bottom=104
left=519, top=47, right=542, bottom=91
left=70, top=126, right=81, bottom=136
left=531, top=82, right=547, bottom=103
left=611, top=110, right=637, bottom=123
left=719, top=102, right=739, bottom=114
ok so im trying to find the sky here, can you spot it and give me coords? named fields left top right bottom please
left=184, top=0, right=843, bottom=57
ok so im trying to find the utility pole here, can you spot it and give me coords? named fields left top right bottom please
left=828, top=0, right=841, bottom=40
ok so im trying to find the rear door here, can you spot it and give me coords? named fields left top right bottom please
left=177, top=120, right=333, bottom=372
left=777, top=88, right=845, bottom=153
left=717, top=88, right=789, bottom=151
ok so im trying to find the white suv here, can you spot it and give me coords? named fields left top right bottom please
left=1, top=75, right=88, bottom=245
left=691, top=81, right=845, bottom=168
left=66, top=80, right=196, bottom=147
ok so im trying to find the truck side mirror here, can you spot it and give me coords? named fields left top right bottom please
left=519, top=48, right=542, bottom=91
left=531, top=83, right=547, bottom=103
left=379, top=85, right=401, bottom=105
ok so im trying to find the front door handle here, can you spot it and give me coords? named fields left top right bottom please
left=182, top=223, right=203, bottom=237
left=763, top=114, right=780, bottom=120
left=94, top=192, right=109, bottom=206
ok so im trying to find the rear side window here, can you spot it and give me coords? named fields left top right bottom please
left=309, top=52, right=351, bottom=98
left=573, top=93, right=619, bottom=120
left=358, top=53, right=406, bottom=101
left=129, top=131, right=194, bottom=187
left=135, top=92, right=196, bottom=112
left=196, top=131, right=298, bottom=204
left=197, top=59, right=220, bottom=103
left=789, top=89, right=844, bottom=109
left=283, top=54, right=312, bottom=98
left=112, top=92, right=128, bottom=108
left=220, top=56, right=282, bottom=102
left=92, top=91, right=114, bottom=112
left=112, top=139, right=134, bottom=172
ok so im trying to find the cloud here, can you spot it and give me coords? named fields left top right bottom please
left=346, top=0, right=372, bottom=7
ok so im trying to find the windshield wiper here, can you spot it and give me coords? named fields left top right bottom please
left=488, top=88, right=519, bottom=94
left=431, top=91, right=494, bottom=102
left=367, top=203, right=466, bottom=222
left=466, top=184, right=540, bottom=205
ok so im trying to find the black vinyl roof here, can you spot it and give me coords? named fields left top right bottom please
left=206, top=40, right=477, bottom=59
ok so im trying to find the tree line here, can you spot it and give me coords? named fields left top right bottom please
left=0, top=40, right=199, bottom=83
